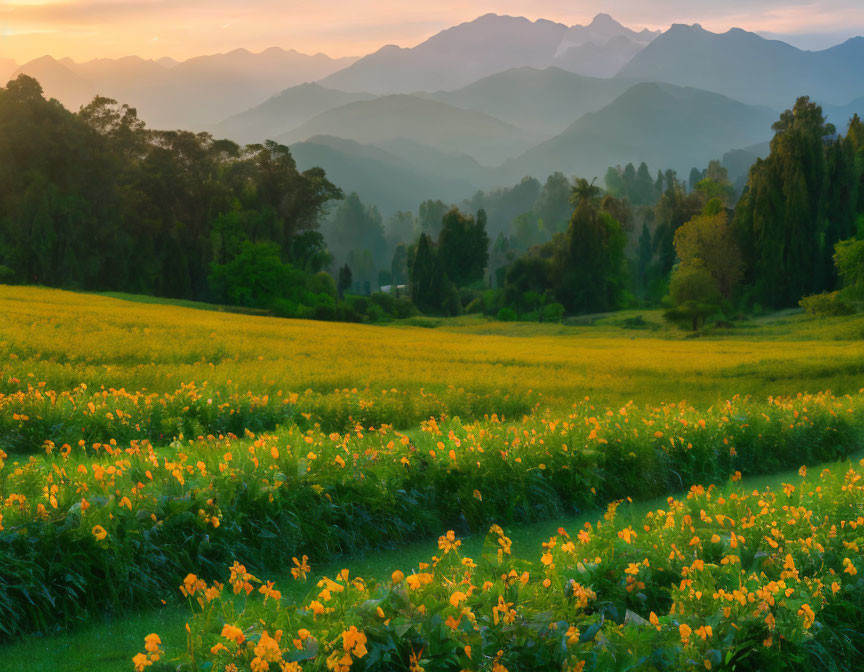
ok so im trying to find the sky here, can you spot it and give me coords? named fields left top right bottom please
left=1, top=0, right=863, bottom=63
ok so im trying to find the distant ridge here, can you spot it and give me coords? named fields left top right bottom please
left=277, top=94, right=543, bottom=165
left=214, top=83, right=375, bottom=145
left=506, top=82, right=777, bottom=181
left=618, top=24, right=864, bottom=107
left=8, top=48, right=357, bottom=129
left=319, top=13, right=659, bottom=93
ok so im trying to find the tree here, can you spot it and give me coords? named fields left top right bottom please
left=325, top=192, right=386, bottom=267
left=208, top=241, right=303, bottom=308
left=437, top=207, right=489, bottom=287
left=533, top=172, right=572, bottom=234
left=673, top=210, right=743, bottom=299
left=834, top=238, right=864, bottom=300
left=664, top=263, right=721, bottom=331
left=653, top=171, right=703, bottom=277
left=570, top=177, right=602, bottom=208
left=337, top=264, right=352, bottom=301
left=694, top=160, right=736, bottom=205
left=410, top=233, right=443, bottom=313
left=734, top=97, right=837, bottom=307
left=551, top=180, right=627, bottom=314
left=346, top=248, right=376, bottom=295
left=418, top=200, right=449, bottom=237
left=0, top=76, right=345, bottom=302
left=390, top=243, right=410, bottom=286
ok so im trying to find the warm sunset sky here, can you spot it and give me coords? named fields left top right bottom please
left=1, top=0, right=863, bottom=63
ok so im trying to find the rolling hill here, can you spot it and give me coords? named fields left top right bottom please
left=618, top=24, right=864, bottom=109
left=278, top=94, right=543, bottom=165
left=506, top=82, right=777, bottom=181
left=425, top=66, right=636, bottom=135
left=290, top=136, right=479, bottom=215
left=214, top=83, right=375, bottom=144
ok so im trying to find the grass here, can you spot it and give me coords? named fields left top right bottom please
left=5, top=456, right=852, bottom=672
left=2, top=286, right=864, bottom=414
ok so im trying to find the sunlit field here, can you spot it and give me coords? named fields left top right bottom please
left=3, top=286, right=864, bottom=453
left=2, top=286, right=864, bottom=671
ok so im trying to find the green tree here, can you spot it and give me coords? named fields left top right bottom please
left=410, top=233, right=443, bottom=313
left=208, top=241, right=303, bottom=308
left=833, top=238, right=864, bottom=300
left=337, top=264, right=352, bottom=301
left=551, top=179, right=627, bottom=313
left=437, top=207, right=490, bottom=287
left=734, top=97, right=836, bottom=307
left=664, top=263, right=721, bottom=331
left=673, top=210, right=743, bottom=299
left=418, top=200, right=449, bottom=238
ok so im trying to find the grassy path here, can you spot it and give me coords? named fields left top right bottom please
left=4, top=457, right=855, bottom=672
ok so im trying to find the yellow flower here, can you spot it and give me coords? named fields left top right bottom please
left=798, top=604, right=815, bottom=629
left=92, top=525, right=107, bottom=541
left=143, top=634, right=161, bottom=653
left=341, top=626, right=368, bottom=658
left=391, top=570, right=404, bottom=584
left=221, top=624, right=245, bottom=644
left=449, top=591, right=467, bottom=607
left=132, top=653, right=152, bottom=671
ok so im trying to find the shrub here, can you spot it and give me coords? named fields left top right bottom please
left=307, top=271, right=337, bottom=298
left=799, top=291, right=854, bottom=317
left=0, top=265, right=14, bottom=284
left=370, top=292, right=417, bottom=319
left=541, top=302, right=565, bottom=323
left=496, top=307, right=518, bottom=322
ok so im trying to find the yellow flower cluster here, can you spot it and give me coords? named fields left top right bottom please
left=136, top=457, right=864, bottom=672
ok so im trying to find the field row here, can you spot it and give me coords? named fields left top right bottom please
left=136, top=457, right=864, bottom=671
left=1, top=391, right=861, bottom=639
left=0, top=380, right=536, bottom=454
left=3, top=287, right=864, bottom=421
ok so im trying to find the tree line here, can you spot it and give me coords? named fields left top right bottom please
left=1, top=77, right=862, bottom=327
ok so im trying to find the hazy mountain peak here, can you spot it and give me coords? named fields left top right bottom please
left=590, top=13, right=623, bottom=28
left=619, top=22, right=864, bottom=108
left=321, top=12, right=653, bottom=93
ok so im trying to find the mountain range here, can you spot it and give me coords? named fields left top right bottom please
left=619, top=24, right=864, bottom=109
left=284, top=83, right=779, bottom=216
left=8, top=48, right=356, bottom=128
left=504, top=83, right=777, bottom=182
left=277, top=94, right=542, bottom=166
left=5, top=12, right=864, bottom=218
left=320, top=13, right=659, bottom=93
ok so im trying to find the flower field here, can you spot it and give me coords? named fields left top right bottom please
left=136, top=457, right=864, bottom=672
left=2, top=287, right=864, bottom=671
left=1, top=392, right=861, bottom=640
left=3, top=286, right=864, bottom=454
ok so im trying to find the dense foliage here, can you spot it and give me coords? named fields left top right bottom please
left=2, top=391, right=861, bottom=640
left=2, top=77, right=862, bottom=324
left=140, top=457, right=864, bottom=672
left=0, top=77, right=343, bottom=314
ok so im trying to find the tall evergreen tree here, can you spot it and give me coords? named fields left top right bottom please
left=410, top=233, right=442, bottom=313
left=437, top=207, right=490, bottom=287
left=733, top=97, right=837, bottom=306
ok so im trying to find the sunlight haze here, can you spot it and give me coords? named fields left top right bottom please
left=1, top=0, right=863, bottom=61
